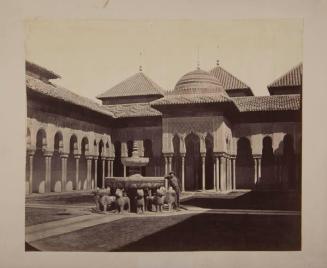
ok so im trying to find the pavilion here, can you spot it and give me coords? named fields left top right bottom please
left=25, top=60, right=302, bottom=194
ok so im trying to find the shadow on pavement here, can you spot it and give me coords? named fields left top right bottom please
left=181, top=191, right=301, bottom=211
left=113, top=212, right=301, bottom=251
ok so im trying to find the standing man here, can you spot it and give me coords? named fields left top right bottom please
left=167, top=171, right=181, bottom=210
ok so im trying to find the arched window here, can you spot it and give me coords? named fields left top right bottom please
left=51, top=132, right=63, bottom=192
left=67, top=135, right=78, bottom=191
left=33, top=129, right=47, bottom=193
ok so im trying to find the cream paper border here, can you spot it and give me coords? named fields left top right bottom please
left=0, top=0, right=327, bottom=267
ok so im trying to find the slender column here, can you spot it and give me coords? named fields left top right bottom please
left=227, top=156, right=232, bottom=190
left=164, top=156, right=168, bottom=174
left=121, top=142, right=128, bottom=178
left=123, top=165, right=127, bottom=177
left=28, top=150, right=35, bottom=194
left=201, top=154, right=206, bottom=191
left=60, top=153, right=68, bottom=192
left=226, top=156, right=229, bottom=190
left=168, top=156, right=172, bottom=172
left=74, top=154, right=80, bottom=190
left=220, top=156, right=226, bottom=192
left=105, top=158, right=109, bottom=177
left=102, top=158, right=105, bottom=188
left=106, top=158, right=111, bottom=177
left=94, top=157, right=98, bottom=189
left=232, top=156, right=236, bottom=190
left=258, top=157, right=262, bottom=181
left=110, top=159, right=114, bottom=177
left=44, top=151, right=53, bottom=193
left=254, top=158, right=258, bottom=185
left=213, top=158, right=216, bottom=190
left=215, top=156, right=220, bottom=191
left=86, top=156, right=93, bottom=190
left=164, top=155, right=169, bottom=189
left=181, top=153, right=185, bottom=192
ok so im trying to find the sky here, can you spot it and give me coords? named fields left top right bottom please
left=25, top=19, right=303, bottom=101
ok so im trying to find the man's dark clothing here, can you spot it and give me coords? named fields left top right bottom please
left=168, top=175, right=181, bottom=208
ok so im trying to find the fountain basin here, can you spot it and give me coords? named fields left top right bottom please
left=105, top=175, right=165, bottom=189
left=121, top=156, right=149, bottom=167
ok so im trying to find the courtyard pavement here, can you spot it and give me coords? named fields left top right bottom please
left=25, top=190, right=301, bottom=251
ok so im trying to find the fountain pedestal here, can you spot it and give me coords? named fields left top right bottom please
left=105, top=141, right=165, bottom=190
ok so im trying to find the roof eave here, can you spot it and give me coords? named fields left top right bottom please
left=26, top=61, right=61, bottom=80
left=26, top=86, right=116, bottom=119
left=97, top=93, right=164, bottom=100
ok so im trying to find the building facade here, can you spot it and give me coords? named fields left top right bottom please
left=26, top=61, right=302, bottom=194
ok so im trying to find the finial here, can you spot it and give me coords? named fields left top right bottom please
left=196, top=46, right=200, bottom=70
left=216, top=44, right=220, bottom=66
left=139, top=51, right=143, bottom=72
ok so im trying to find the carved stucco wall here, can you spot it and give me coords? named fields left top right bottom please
left=162, top=116, right=233, bottom=154
left=162, top=116, right=301, bottom=156
left=26, top=112, right=113, bottom=157
left=232, top=122, right=301, bottom=155
left=217, top=118, right=233, bottom=154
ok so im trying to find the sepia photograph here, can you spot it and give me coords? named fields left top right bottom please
left=24, top=19, right=303, bottom=252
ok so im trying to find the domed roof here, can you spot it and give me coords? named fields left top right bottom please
left=174, top=68, right=225, bottom=94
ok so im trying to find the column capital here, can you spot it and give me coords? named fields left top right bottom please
left=86, top=155, right=94, bottom=160
left=44, top=150, right=53, bottom=157
left=230, top=154, right=237, bottom=160
left=27, top=149, right=35, bottom=156
left=60, top=153, right=69, bottom=159
left=213, top=151, right=227, bottom=158
left=74, top=154, right=81, bottom=159
left=180, top=153, right=186, bottom=158
left=201, top=153, right=206, bottom=158
left=253, top=154, right=262, bottom=159
left=162, top=152, right=174, bottom=158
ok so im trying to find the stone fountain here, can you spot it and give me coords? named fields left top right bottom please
left=105, top=141, right=165, bottom=190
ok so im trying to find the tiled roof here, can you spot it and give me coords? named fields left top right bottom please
left=209, top=65, right=253, bottom=94
left=150, top=93, right=233, bottom=106
left=26, top=61, right=61, bottom=79
left=233, top=95, right=301, bottom=112
left=97, top=72, right=165, bottom=99
left=103, top=103, right=162, bottom=118
left=268, top=63, right=302, bottom=88
left=26, top=75, right=115, bottom=118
